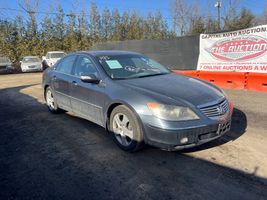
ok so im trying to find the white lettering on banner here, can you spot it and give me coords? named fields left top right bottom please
left=197, top=25, right=267, bottom=73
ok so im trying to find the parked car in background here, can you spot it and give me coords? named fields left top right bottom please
left=42, top=51, right=233, bottom=152
left=42, top=51, right=66, bottom=68
left=20, top=56, right=43, bottom=72
left=0, top=56, right=13, bottom=73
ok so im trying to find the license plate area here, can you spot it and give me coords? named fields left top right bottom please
left=216, top=120, right=231, bottom=135
left=198, top=121, right=231, bottom=141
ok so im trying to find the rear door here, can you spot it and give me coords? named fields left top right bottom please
left=52, top=55, right=76, bottom=111
left=69, top=55, right=106, bottom=126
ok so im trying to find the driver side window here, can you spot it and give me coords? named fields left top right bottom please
left=74, top=56, right=98, bottom=77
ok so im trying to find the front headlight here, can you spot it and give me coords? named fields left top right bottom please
left=147, top=102, right=199, bottom=121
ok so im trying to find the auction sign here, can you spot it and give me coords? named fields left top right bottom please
left=197, top=25, right=267, bottom=73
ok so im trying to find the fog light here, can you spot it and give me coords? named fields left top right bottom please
left=180, top=137, right=188, bottom=144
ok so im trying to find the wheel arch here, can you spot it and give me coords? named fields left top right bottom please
left=44, top=84, right=50, bottom=100
left=105, top=101, right=145, bottom=137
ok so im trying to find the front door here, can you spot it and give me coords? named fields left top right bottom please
left=69, top=55, right=106, bottom=126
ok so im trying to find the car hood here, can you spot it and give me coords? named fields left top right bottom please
left=118, top=73, right=224, bottom=107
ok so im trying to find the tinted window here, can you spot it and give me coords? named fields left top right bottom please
left=56, top=55, right=76, bottom=74
left=74, top=56, right=98, bottom=77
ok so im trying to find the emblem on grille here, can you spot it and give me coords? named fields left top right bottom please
left=217, top=105, right=226, bottom=115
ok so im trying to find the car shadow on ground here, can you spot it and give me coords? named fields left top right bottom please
left=0, top=84, right=266, bottom=200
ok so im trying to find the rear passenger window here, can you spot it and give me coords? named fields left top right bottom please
left=56, top=55, right=76, bottom=74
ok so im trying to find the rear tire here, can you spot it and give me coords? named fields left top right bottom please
left=45, top=87, right=64, bottom=114
left=110, top=105, right=144, bottom=152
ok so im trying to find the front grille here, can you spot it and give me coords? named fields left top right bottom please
left=199, top=99, right=229, bottom=118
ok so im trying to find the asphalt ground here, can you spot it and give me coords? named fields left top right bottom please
left=0, top=72, right=267, bottom=200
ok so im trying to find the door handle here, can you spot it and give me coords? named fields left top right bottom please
left=52, top=75, right=57, bottom=80
left=72, top=81, right=78, bottom=86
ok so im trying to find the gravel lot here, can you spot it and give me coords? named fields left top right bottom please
left=1, top=72, right=267, bottom=200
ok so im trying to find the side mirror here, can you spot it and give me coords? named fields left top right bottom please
left=80, top=74, right=100, bottom=84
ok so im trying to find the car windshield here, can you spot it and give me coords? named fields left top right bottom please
left=97, top=54, right=170, bottom=79
left=0, top=57, right=11, bottom=63
left=22, top=57, right=40, bottom=63
left=50, top=53, right=65, bottom=58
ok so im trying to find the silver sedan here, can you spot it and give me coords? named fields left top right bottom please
left=21, top=56, right=43, bottom=72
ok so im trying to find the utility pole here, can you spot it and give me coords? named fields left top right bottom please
left=215, top=0, right=221, bottom=31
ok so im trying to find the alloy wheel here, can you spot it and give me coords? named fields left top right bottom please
left=112, top=113, right=134, bottom=146
left=46, top=89, right=55, bottom=110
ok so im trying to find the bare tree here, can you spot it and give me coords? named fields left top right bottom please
left=171, top=0, right=201, bottom=36
left=254, top=8, right=267, bottom=26
left=17, top=0, right=39, bottom=36
left=221, top=0, right=241, bottom=30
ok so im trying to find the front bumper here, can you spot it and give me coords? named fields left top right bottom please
left=142, top=115, right=232, bottom=151
left=22, top=66, right=42, bottom=72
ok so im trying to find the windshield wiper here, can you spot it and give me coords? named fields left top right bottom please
left=113, top=73, right=169, bottom=80
left=136, top=73, right=169, bottom=78
left=113, top=77, right=128, bottom=80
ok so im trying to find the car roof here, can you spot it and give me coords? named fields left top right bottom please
left=76, top=50, right=142, bottom=57
left=23, top=56, right=40, bottom=58
left=48, top=51, right=65, bottom=53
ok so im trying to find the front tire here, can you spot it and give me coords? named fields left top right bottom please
left=110, top=105, right=144, bottom=152
left=45, top=87, right=64, bottom=114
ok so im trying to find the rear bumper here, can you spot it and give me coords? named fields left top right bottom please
left=143, top=118, right=231, bottom=151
